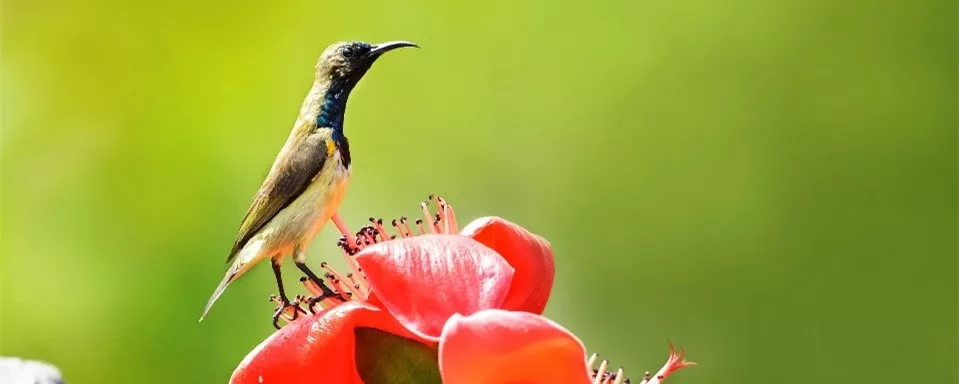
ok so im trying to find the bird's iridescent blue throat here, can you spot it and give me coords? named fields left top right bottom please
left=315, top=76, right=359, bottom=167
left=316, top=80, right=351, bottom=131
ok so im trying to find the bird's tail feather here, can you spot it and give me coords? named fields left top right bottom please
left=198, top=263, right=241, bottom=322
left=199, top=240, right=266, bottom=322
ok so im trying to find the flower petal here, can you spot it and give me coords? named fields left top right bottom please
left=230, top=301, right=419, bottom=384
left=355, top=234, right=515, bottom=341
left=461, top=217, right=555, bottom=314
left=438, top=309, right=591, bottom=384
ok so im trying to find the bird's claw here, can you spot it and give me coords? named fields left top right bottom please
left=270, top=295, right=305, bottom=329
left=306, top=293, right=330, bottom=314
left=305, top=290, right=347, bottom=314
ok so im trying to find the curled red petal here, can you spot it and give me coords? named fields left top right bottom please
left=230, top=301, right=418, bottom=384
left=461, top=217, right=555, bottom=314
left=355, top=234, right=516, bottom=341
left=438, top=309, right=591, bottom=384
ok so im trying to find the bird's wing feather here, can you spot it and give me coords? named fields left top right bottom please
left=226, top=127, right=333, bottom=262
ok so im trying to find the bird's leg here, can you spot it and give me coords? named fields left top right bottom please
left=270, top=259, right=301, bottom=329
left=296, top=261, right=346, bottom=312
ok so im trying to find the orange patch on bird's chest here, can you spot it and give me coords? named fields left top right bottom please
left=326, top=139, right=337, bottom=157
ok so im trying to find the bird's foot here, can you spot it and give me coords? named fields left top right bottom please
left=269, top=294, right=306, bottom=329
left=304, top=290, right=353, bottom=314
left=299, top=276, right=349, bottom=313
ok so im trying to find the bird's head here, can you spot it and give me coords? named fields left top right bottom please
left=315, top=40, right=418, bottom=86
left=310, top=40, right=417, bottom=129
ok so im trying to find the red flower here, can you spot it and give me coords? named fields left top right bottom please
left=438, top=309, right=590, bottom=384
left=230, top=301, right=417, bottom=384
left=229, top=197, right=693, bottom=384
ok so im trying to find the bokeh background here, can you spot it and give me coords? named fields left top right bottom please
left=2, top=0, right=956, bottom=382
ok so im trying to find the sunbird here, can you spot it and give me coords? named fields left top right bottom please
left=200, top=40, right=418, bottom=326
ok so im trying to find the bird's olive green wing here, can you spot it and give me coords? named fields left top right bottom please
left=226, top=129, right=332, bottom=262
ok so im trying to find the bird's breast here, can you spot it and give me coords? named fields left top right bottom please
left=300, top=152, right=351, bottom=241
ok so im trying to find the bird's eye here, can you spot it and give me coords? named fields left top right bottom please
left=342, top=47, right=355, bottom=58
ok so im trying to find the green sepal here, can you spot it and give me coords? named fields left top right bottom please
left=354, top=327, right=442, bottom=384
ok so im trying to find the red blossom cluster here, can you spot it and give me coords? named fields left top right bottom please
left=229, top=197, right=693, bottom=384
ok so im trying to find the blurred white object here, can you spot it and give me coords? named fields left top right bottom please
left=0, top=357, right=64, bottom=384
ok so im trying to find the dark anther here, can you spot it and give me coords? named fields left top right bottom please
left=400, top=216, right=407, bottom=223
left=428, top=194, right=434, bottom=200
left=320, top=261, right=328, bottom=268
left=591, top=368, right=630, bottom=384
left=391, top=219, right=398, bottom=226
left=415, top=219, right=423, bottom=225
left=376, top=218, right=383, bottom=225
left=369, top=217, right=376, bottom=223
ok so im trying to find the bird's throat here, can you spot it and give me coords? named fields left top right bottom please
left=315, top=72, right=366, bottom=132
left=306, top=79, right=352, bottom=168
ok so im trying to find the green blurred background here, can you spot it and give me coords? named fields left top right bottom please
left=2, top=0, right=956, bottom=382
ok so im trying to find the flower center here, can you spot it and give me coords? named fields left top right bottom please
left=337, top=194, right=458, bottom=256
left=270, top=195, right=458, bottom=326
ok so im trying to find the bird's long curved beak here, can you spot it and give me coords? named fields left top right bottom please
left=369, top=41, right=419, bottom=55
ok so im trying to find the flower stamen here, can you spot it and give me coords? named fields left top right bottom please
left=588, top=345, right=694, bottom=384
left=370, top=217, right=391, bottom=242
left=593, top=358, right=609, bottom=384
left=421, top=201, right=438, bottom=234
left=332, top=213, right=356, bottom=250
left=588, top=354, right=631, bottom=384
left=345, top=273, right=368, bottom=300
left=320, top=262, right=353, bottom=301
left=441, top=197, right=458, bottom=233
left=431, top=194, right=446, bottom=224
left=274, top=196, right=461, bottom=326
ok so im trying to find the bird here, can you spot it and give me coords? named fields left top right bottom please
left=199, top=40, right=418, bottom=327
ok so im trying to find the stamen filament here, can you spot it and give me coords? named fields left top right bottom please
left=421, top=202, right=437, bottom=233
left=371, top=218, right=390, bottom=242
left=432, top=214, right=442, bottom=234
left=300, top=277, right=324, bottom=297
left=401, top=217, right=414, bottom=237
left=391, top=219, right=409, bottom=238
left=332, top=213, right=356, bottom=250
left=321, top=262, right=352, bottom=301
left=593, top=360, right=609, bottom=384
left=431, top=194, right=446, bottom=229
left=346, top=273, right=369, bottom=300
left=441, top=197, right=458, bottom=233
left=612, top=368, right=626, bottom=384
